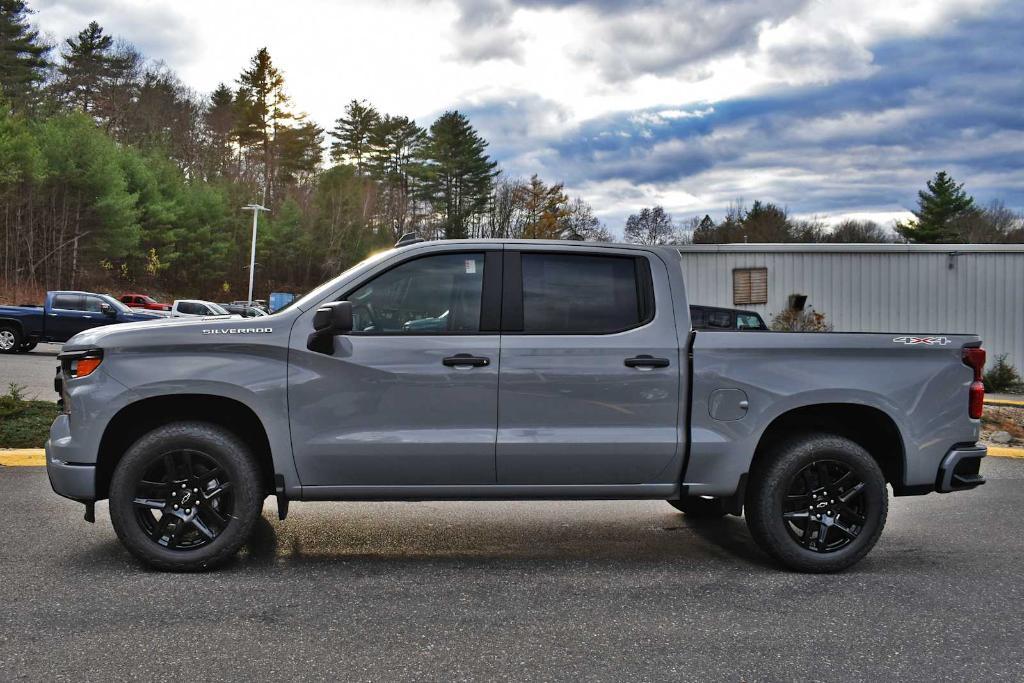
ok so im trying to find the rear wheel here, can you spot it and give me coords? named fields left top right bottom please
left=109, top=422, right=263, bottom=571
left=0, top=326, right=21, bottom=354
left=745, top=433, right=887, bottom=573
left=667, top=496, right=728, bottom=518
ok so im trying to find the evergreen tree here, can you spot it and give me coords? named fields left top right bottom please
left=235, top=47, right=290, bottom=204
left=741, top=200, right=790, bottom=241
left=0, top=0, right=50, bottom=111
left=896, top=171, right=975, bottom=243
left=329, top=99, right=379, bottom=173
left=624, top=206, right=676, bottom=245
left=416, top=111, right=496, bottom=239
left=204, top=83, right=237, bottom=177
left=56, top=21, right=129, bottom=114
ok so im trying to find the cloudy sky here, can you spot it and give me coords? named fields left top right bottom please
left=31, top=0, right=1024, bottom=231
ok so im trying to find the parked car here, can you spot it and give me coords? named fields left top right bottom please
left=119, top=293, right=172, bottom=312
left=170, top=300, right=233, bottom=317
left=0, top=291, right=162, bottom=353
left=219, top=303, right=268, bottom=318
left=48, top=240, right=986, bottom=573
left=690, top=305, right=768, bottom=331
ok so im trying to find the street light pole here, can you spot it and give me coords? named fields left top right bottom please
left=241, top=204, right=269, bottom=306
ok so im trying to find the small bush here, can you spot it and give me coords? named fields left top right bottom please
left=0, top=384, right=59, bottom=448
left=770, top=307, right=833, bottom=332
left=984, top=354, right=1023, bottom=393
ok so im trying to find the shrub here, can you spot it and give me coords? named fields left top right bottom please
left=770, top=307, right=833, bottom=332
left=984, top=354, right=1023, bottom=393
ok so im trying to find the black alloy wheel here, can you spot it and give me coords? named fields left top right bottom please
left=109, top=421, right=262, bottom=571
left=131, top=449, right=234, bottom=550
left=781, top=460, right=867, bottom=553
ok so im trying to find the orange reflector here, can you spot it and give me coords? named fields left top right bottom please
left=73, top=357, right=102, bottom=378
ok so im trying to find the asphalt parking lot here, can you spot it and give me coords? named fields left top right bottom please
left=1, top=458, right=1022, bottom=681
left=2, top=343, right=61, bottom=401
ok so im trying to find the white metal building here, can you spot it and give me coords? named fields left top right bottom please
left=677, top=243, right=1024, bottom=368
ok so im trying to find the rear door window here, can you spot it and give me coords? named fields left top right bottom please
left=52, top=294, right=84, bottom=311
left=520, top=253, right=645, bottom=334
left=707, top=310, right=732, bottom=329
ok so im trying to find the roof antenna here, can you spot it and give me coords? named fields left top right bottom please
left=395, top=232, right=426, bottom=247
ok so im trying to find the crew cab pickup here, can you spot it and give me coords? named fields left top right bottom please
left=0, top=291, right=162, bottom=353
left=46, top=240, right=987, bottom=572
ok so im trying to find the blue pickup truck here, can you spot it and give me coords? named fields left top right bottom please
left=0, top=291, right=163, bottom=353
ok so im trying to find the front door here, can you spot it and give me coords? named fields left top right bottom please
left=289, top=250, right=501, bottom=487
left=496, top=249, right=682, bottom=485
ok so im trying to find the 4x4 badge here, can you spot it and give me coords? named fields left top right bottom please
left=892, top=336, right=950, bottom=345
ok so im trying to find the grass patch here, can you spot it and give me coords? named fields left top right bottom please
left=0, top=383, right=59, bottom=448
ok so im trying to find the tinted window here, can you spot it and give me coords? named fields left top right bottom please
left=82, top=296, right=104, bottom=312
left=690, top=307, right=706, bottom=327
left=736, top=313, right=764, bottom=330
left=178, top=302, right=197, bottom=315
left=348, top=253, right=485, bottom=333
left=52, top=294, right=82, bottom=310
left=707, top=311, right=732, bottom=328
left=521, top=254, right=641, bottom=334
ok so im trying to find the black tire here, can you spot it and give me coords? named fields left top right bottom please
left=667, top=496, right=728, bottom=518
left=745, top=433, right=887, bottom=573
left=15, top=341, right=37, bottom=353
left=109, top=421, right=264, bottom=571
left=0, top=325, right=22, bottom=354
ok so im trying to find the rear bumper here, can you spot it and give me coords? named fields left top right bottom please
left=936, top=445, right=986, bottom=493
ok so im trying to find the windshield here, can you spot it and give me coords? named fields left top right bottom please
left=100, top=294, right=132, bottom=314
left=280, top=249, right=397, bottom=312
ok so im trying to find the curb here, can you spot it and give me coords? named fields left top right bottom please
left=0, top=449, right=46, bottom=467
left=985, top=399, right=1024, bottom=408
left=4, top=445, right=1024, bottom=467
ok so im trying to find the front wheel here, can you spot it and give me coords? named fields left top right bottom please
left=109, top=422, right=263, bottom=571
left=15, top=341, right=37, bottom=353
left=745, top=433, right=887, bottom=573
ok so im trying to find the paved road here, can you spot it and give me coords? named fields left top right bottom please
left=1, top=459, right=1021, bottom=681
left=1, top=343, right=61, bottom=401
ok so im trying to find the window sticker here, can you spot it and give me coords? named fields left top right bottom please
left=465, top=259, right=476, bottom=274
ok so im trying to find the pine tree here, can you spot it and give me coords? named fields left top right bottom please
left=896, top=171, right=975, bottom=243
left=204, top=83, right=237, bottom=177
left=329, top=99, right=380, bottom=173
left=0, top=0, right=51, bottom=111
left=416, top=111, right=496, bottom=239
left=56, top=21, right=129, bottom=114
left=235, top=47, right=290, bottom=204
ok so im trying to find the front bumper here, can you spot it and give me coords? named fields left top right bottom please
left=45, top=414, right=96, bottom=501
left=936, top=445, right=987, bottom=493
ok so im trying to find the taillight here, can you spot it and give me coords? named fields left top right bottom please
left=962, top=347, right=985, bottom=419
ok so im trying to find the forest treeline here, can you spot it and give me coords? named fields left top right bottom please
left=1, top=1, right=1021, bottom=301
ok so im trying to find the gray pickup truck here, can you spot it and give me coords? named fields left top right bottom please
left=46, top=239, right=987, bottom=572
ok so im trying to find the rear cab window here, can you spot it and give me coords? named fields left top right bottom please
left=506, top=252, right=654, bottom=334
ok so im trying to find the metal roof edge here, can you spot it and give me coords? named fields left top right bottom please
left=676, top=243, right=1024, bottom=254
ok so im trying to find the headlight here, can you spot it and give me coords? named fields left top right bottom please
left=60, top=349, right=104, bottom=379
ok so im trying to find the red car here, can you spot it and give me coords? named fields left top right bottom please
left=119, top=293, right=172, bottom=312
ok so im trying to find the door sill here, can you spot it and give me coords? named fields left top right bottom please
left=298, top=483, right=678, bottom=501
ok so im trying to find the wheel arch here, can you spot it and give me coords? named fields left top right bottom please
left=95, top=394, right=275, bottom=500
left=750, top=403, right=907, bottom=492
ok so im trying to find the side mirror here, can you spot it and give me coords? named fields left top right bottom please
left=307, top=301, right=353, bottom=354
left=100, top=303, right=116, bottom=317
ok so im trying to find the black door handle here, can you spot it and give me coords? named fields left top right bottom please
left=624, top=355, right=670, bottom=368
left=443, top=354, right=490, bottom=368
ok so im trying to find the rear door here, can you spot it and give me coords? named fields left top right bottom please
left=47, top=294, right=89, bottom=341
left=496, top=247, right=682, bottom=485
